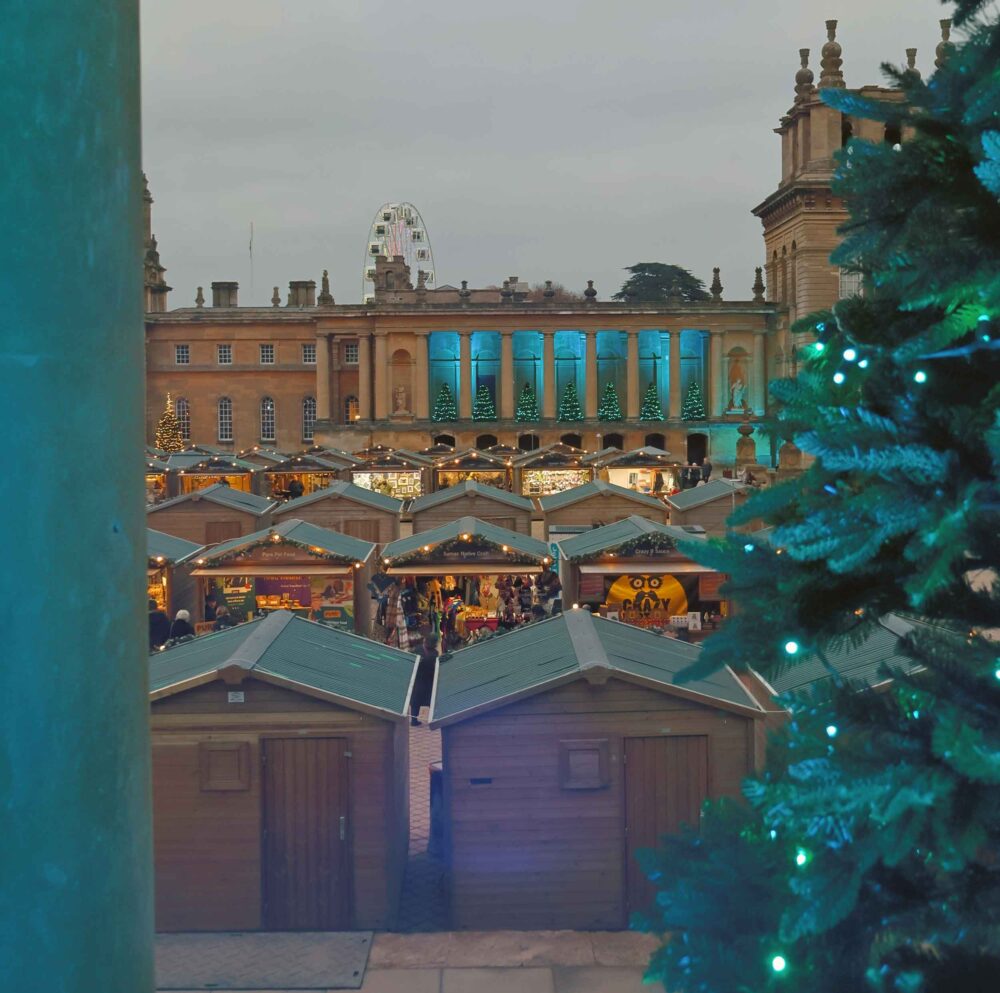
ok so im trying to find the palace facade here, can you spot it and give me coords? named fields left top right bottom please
left=146, top=20, right=946, bottom=463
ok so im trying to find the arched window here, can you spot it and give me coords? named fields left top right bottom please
left=475, top=433, right=498, bottom=449
left=560, top=432, right=582, bottom=448
left=302, top=396, right=317, bottom=442
left=344, top=395, right=359, bottom=423
left=518, top=433, right=540, bottom=451
left=175, top=397, right=191, bottom=441
left=603, top=432, right=624, bottom=450
left=260, top=397, right=276, bottom=442
left=433, top=433, right=456, bottom=446
left=645, top=432, right=666, bottom=449
left=217, top=397, right=233, bottom=442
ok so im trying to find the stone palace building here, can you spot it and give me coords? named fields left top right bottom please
left=146, top=20, right=945, bottom=464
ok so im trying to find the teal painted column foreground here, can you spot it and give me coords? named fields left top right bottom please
left=0, top=3, right=152, bottom=992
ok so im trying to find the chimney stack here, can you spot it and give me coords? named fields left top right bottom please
left=287, top=280, right=316, bottom=307
left=211, top=281, right=238, bottom=307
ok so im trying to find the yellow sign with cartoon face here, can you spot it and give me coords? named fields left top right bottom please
left=606, top=574, right=688, bottom=619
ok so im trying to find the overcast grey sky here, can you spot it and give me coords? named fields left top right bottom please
left=141, top=0, right=951, bottom=306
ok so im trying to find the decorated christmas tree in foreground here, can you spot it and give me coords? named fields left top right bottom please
left=472, top=383, right=496, bottom=420
left=155, top=393, right=185, bottom=452
left=515, top=382, right=537, bottom=422
left=557, top=381, right=583, bottom=421
left=431, top=382, right=457, bottom=421
left=597, top=381, right=623, bottom=420
left=680, top=380, right=705, bottom=420
left=637, top=6, right=1000, bottom=991
left=639, top=381, right=663, bottom=420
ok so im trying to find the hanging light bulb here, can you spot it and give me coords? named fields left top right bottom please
left=784, top=640, right=800, bottom=655
left=858, top=359, right=869, bottom=369
left=794, top=847, right=811, bottom=867
left=914, top=370, right=927, bottom=384
left=744, top=543, right=754, bottom=553
left=842, top=348, right=857, bottom=362
left=771, top=955, right=788, bottom=973
left=825, top=724, right=839, bottom=738
left=833, top=372, right=846, bottom=385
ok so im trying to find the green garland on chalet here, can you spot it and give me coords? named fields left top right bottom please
left=386, top=534, right=543, bottom=569
left=205, top=533, right=357, bottom=567
left=573, top=531, right=679, bottom=563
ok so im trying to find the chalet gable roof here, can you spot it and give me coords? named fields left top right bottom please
left=196, top=518, right=376, bottom=566
left=429, top=610, right=763, bottom=726
left=556, top=515, right=705, bottom=561
left=409, top=481, right=532, bottom=514
left=147, top=528, right=204, bottom=566
left=146, top=483, right=277, bottom=517
left=381, top=515, right=548, bottom=564
left=275, top=480, right=403, bottom=516
left=538, top=480, right=666, bottom=514
left=149, top=611, right=416, bottom=719
left=666, top=478, right=747, bottom=511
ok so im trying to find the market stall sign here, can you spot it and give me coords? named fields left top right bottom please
left=698, top=572, right=729, bottom=601
left=389, top=536, right=541, bottom=568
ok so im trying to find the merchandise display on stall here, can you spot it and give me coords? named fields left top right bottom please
left=432, top=449, right=512, bottom=491
left=515, top=444, right=594, bottom=497
left=377, top=516, right=554, bottom=650
left=595, top=446, right=683, bottom=496
left=351, top=449, right=427, bottom=499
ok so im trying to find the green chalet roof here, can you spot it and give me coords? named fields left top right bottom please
left=764, top=614, right=926, bottom=696
left=666, top=478, right=747, bottom=512
left=382, top=516, right=549, bottom=566
left=147, top=528, right=204, bottom=566
left=429, top=609, right=763, bottom=726
left=556, top=515, right=706, bottom=562
left=149, top=611, right=417, bottom=719
left=409, top=481, right=532, bottom=514
left=275, top=480, right=403, bottom=516
left=594, top=445, right=676, bottom=467
left=147, top=482, right=276, bottom=517
left=538, top=480, right=666, bottom=514
left=197, top=518, right=376, bottom=566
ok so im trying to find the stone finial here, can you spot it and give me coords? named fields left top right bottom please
left=195, top=286, right=205, bottom=308
left=710, top=267, right=723, bottom=300
left=794, top=49, right=815, bottom=104
left=935, top=19, right=953, bottom=70
left=142, top=172, right=152, bottom=203
left=500, top=279, right=513, bottom=302
left=415, top=270, right=428, bottom=304
left=752, top=267, right=766, bottom=303
left=584, top=279, right=597, bottom=302
left=271, top=286, right=281, bottom=307
left=459, top=279, right=471, bottom=302
left=543, top=280, right=555, bottom=300
left=317, top=269, right=334, bottom=306
left=819, top=19, right=845, bottom=89
left=904, top=48, right=921, bottom=81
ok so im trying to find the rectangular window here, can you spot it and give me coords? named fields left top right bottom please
left=839, top=268, right=864, bottom=300
left=343, top=341, right=359, bottom=365
left=559, top=739, right=611, bottom=790
left=217, top=344, right=232, bottom=365
left=174, top=344, right=190, bottom=365
left=259, top=344, right=275, bottom=365
left=302, top=343, right=316, bottom=365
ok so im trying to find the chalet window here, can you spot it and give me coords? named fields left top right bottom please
left=559, top=739, right=611, bottom=790
left=199, top=741, right=251, bottom=791
left=174, top=344, right=190, bottom=365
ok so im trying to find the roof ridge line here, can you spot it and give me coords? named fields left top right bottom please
left=225, top=610, right=295, bottom=671
left=563, top=609, right=610, bottom=673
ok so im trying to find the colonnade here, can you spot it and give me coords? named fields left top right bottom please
left=315, top=328, right=769, bottom=423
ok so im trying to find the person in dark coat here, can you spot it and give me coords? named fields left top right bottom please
left=701, top=458, right=713, bottom=482
left=213, top=605, right=234, bottom=631
left=287, top=478, right=305, bottom=500
left=410, top=635, right=439, bottom=726
left=149, top=598, right=170, bottom=650
left=168, top=609, right=195, bottom=641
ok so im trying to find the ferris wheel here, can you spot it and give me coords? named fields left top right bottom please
left=362, top=202, right=436, bottom=303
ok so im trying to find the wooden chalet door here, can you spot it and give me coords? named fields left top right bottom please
left=261, top=737, right=350, bottom=930
left=624, top=735, right=709, bottom=920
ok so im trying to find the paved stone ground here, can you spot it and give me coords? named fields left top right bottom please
left=395, top=710, right=448, bottom=932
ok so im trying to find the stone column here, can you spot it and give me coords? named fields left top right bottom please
left=500, top=330, right=515, bottom=419
left=542, top=330, right=556, bottom=419
left=668, top=330, right=682, bottom=418
left=414, top=331, right=430, bottom=419
left=752, top=329, right=768, bottom=415
left=3, top=3, right=153, bottom=990
left=709, top=330, right=725, bottom=416
left=459, top=330, right=473, bottom=420
left=584, top=330, right=598, bottom=418
left=357, top=333, right=372, bottom=421
left=330, top=338, right=342, bottom=425
left=315, top=334, right=331, bottom=421
left=626, top=330, right=640, bottom=417
left=374, top=332, right=389, bottom=419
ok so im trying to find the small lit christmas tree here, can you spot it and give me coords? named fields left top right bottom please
left=639, top=381, right=664, bottom=420
left=680, top=380, right=706, bottom=420
left=432, top=382, right=457, bottom=422
left=515, top=382, right=537, bottom=422
left=597, top=381, right=623, bottom=420
left=472, top=383, right=496, bottom=421
left=557, top=381, right=583, bottom=421
left=155, top=392, right=185, bottom=452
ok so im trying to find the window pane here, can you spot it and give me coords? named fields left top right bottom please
left=343, top=395, right=359, bottom=423
left=217, top=398, right=233, bottom=441
left=175, top=397, right=191, bottom=441
left=259, top=344, right=275, bottom=365
left=260, top=397, right=276, bottom=441
left=302, top=396, right=316, bottom=441
left=344, top=341, right=359, bottom=364
left=175, top=344, right=189, bottom=365
left=302, top=343, right=316, bottom=364
left=217, top=344, right=232, bottom=365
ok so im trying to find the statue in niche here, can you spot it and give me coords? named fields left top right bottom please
left=393, top=384, right=409, bottom=413
left=730, top=378, right=747, bottom=411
